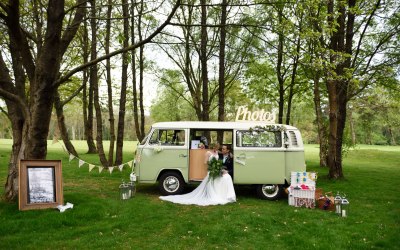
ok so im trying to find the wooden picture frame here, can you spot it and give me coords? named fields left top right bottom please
left=19, top=160, right=63, bottom=211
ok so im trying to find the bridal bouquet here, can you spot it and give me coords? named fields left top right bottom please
left=208, top=158, right=223, bottom=180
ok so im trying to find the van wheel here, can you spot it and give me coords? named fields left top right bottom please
left=256, top=184, right=283, bottom=200
left=159, top=172, right=184, bottom=195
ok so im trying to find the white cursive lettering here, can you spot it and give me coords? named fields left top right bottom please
left=235, top=106, right=276, bottom=123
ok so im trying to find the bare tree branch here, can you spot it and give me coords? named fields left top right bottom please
left=55, top=0, right=181, bottom=87
left=352, top=0, right=381, bottom=68
left=0, top=88, right=29, bottom=119
left=60, top=83, right=85, bottom=106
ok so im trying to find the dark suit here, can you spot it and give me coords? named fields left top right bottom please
left=219, top=153, right=233, bottom=180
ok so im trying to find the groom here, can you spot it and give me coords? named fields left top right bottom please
left=220, top=144, right=233, bottom=180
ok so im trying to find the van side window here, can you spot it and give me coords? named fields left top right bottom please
left=289, top=131, right=298, bottom=146
left=149, top=129, right=185, bottom=146
left=236, top=130, right=282, bottom=148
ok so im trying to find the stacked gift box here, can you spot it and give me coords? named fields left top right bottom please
left=288, top=171, right=317, bottom=208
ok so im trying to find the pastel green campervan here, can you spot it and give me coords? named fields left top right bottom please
left=134, top=121, right=306, bottom=200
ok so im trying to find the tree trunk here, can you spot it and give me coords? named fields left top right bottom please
left=326, top=0, right=342, bottom=178
left=326, top=0, right=356, bottom=179
left=131, top=0, right=146, bottom=142
left=285, top=32, right=301, bottom=125
left=308, top=3, right=328, bottom=168
left=333, top=86, right=348, bottom=178
left=4, top=103, right=26, bottom=201
left=54, top=91, right=78, bottom=156
left=285, top=85, right=294, bottom=125
left=25, top=0, right=65, bottom=160
left=130, top=0, right=141, bottom=141
left=82, top=18, right=97, bottom=154
left=217, top=0, right=227, bottom=142
left=218, top=0, right=227, bottom=123
left=326, top=79, right=340, bottom=177
left=85, top=70, right=97, bottom=153
left=388, top=127, right=396, bottom=145
left=183, top=4, right=202, bottom=120
left=348, top=107, right=356, bottom=145
left=139, top=50, right=145, bottom=141
left=200, top=0, right=209, bottom=121
left=276, top=4, right=285, bottom=124
left=106, top=0, right=115, bottom=165
left=313, top=74, right=328, bottom=167
left=115, top=0, right=129, bottom=165
left=138, top=1, right=146, bottom=141
left=0, top=35, right=26, bottom=201
left=90, top=0, right=108, bottom=166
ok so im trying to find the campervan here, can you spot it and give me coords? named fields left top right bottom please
left=134, top=121, right=305, bottom=200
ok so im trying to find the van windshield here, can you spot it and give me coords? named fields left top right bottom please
left=148, top=129, right=185, bottom=146
left=236, top=130, right=282, bottom=148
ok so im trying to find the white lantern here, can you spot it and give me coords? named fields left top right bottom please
left=334, top=192, right=342, bottom=215
left=119, top=181, right=130, bottom=200
left=127, top=181, right=136, bottom=198
left=341, top=196, right=349, bottom=217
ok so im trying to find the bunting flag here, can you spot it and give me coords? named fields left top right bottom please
left=118, top=164, right=124, bottom=172
left=52, top=137, right=59, bottom=145
left=89, top=164, right=96, bottom=172
left=79, top=159, right=85, bottom=168
left=54, top=141, right=134, bottom=174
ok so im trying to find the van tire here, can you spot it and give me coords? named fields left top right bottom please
left=159, top=172, right=184, bottom=195
left=256, top=184, right=283, bottom=200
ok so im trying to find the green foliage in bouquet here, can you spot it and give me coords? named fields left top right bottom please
left=208, top=158, right=223, bottom=180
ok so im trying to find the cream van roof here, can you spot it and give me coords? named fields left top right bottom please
left=151, top=121, right=298, bottom=130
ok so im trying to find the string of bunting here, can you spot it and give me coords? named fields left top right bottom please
left=57, top=141, right=134, bottom=174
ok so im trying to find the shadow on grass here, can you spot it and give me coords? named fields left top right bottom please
left=136, top=182, right=285, bottom=202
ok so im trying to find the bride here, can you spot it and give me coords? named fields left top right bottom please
left=159, top=143, right=236, bottom=206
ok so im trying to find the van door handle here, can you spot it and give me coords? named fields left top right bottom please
left=179, top=154, right=188, bottom=158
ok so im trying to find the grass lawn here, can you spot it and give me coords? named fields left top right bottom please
left=0, top=139, right=399, bottom=249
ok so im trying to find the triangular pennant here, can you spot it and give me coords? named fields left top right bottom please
left=79, top=159, right=85, bottom=168
left=108, top=166, right=114, bottom=174
left=89, top=164, right=96, bottom=172
left=129, top=160, right=134, bottom=168
left=98, top=166, right=104, bottom=173
left=69, top=154, right=75, bottom=162
left=118, top=164, right=124, bottom=172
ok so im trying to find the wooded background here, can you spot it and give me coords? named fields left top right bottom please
left=0, top=0, right=399, bottom=201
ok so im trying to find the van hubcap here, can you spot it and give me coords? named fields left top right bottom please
left=163, top=176, right=179, bottom=192
left=261, top=184, right=278, bottom=197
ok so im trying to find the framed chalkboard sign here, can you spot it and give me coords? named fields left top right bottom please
left=19, top=160, right=63, bottom=211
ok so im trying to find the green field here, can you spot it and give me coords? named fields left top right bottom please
left=0, top=139, right=399, bottom=249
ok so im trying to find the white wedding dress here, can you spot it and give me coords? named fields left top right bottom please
left=159, top=153, right=236, bottom=206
